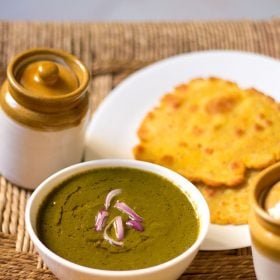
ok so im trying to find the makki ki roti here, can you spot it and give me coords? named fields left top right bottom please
left=196, top=170, right=259, bottom=225
left=133, top=77, right=280, bottom=188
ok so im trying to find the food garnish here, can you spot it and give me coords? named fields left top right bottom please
left=114, top=201, right=143, bottom=222
left=103, top=216, right=124, bottom=246
left=105, top=189, right=122, bottom=210
left=95, top=209, right=108, bottom=231
left=126, top=219, right=144, bottom=232
left=95, top=189, right=144, bottom=246
left=113, top=216, right=124, bottom=240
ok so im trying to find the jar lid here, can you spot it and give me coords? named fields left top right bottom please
left=1, top=48, right=89, bottom=130
left=7, top=48, right=89, bottom=113
left=18, top=60, right=78, bottom=97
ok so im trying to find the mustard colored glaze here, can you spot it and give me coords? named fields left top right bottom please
left=19, top=60, right=78, bottom=96
left=250, top=211, right=280, bottom=261
left=249, top=162, right=280, bottom=262
left=0, top=48, right=90, bottom=130
left=0, top=81, right=88, bottom=130
left=36, top=61, right=60, bottom=85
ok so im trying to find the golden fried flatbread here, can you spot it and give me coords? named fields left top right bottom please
left=133, top=77, right=280, bottom=187
left=196, top=170, right=259, bottom=224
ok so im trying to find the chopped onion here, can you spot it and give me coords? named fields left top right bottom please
left=95, top=209, right=109, bottom=231
left=104, top=217, right=124, bottom=246
left=104, top=189, right=122, bottom=210
left=95, top=189, right=144, bottom=246
left=114, top=201, right=143, bottom=222
left=126, top=219, right=144, bottom=232
left=113, top=216, right=124, bottom=240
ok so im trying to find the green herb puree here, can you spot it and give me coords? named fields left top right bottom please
left=37, top=167, right=199, bottom=270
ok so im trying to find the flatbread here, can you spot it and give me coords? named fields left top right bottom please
left=196, top=170, right=259, bottom=224
left=134, top=77, right=280, bottom=187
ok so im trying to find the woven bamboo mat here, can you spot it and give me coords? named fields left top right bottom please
left=2, top=19, right=280, bottom=279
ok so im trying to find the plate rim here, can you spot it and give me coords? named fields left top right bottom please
left=90, top=50, right=280, bottom=116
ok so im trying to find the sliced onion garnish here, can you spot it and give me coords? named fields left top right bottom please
left=95, top=209, right=109, bottom=231
left=126, top=219, right=144, bottom=232
left=114, top=201, right=143, bottom=222
left=104, top=189, right=122, bottom=210
left=113, top=216, right=124, bottom=240
left=103, top=216, right=124, bottom=246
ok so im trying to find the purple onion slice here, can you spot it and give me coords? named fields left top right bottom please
left=104, top=189, right=122, bottom=210
left=113, top=216, right=124, bottom=241
left=103, top=216, right=124, bottom=247
left=126, top=219, right=144, bottom=232
left=95, top=209, right=109, bottom=231
left=114, top=201, right=143, bottom=222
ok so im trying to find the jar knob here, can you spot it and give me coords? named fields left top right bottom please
left=37, top=61, right=59, bottom=85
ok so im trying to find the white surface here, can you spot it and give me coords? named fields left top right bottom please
left=252, top=245, right=280, bottom=280
left=26, top=159, right=209, bottom=280
left=85, top=50, right=280, bottom=250
left=0, top=0, right=279, bottom=20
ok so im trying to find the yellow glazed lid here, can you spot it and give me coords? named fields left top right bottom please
left=0, top=48, right=90, bottom=130
left=19, top=60, right=78, bottom=97
left=7, top=48, right=89, bottom=113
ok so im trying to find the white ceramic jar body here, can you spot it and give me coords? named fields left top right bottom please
left=252, top=245, right=280, bottom=280
left=249, top=163, right=280, bottom=280
left=0, top=48, right=90, bottom=189
left=0, top=108, right=88, bottom=189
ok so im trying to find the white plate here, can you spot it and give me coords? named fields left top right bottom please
left=85, top=50, right=280, bottom=250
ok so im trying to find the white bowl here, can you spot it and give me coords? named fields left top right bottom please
left=25, top=159, right=210, bottom=280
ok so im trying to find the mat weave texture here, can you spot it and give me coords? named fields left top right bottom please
left=1, top=19, right=280, bottom=279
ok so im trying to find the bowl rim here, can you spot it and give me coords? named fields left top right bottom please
left=25, top=159, right=210, bottom=277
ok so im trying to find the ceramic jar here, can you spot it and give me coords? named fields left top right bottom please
left=0, top=48, right=90, bottom=189
left=249, top=162, right=280, bottom=280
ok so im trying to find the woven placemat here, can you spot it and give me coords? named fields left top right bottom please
left=2, top=19, right=280, bottom=279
